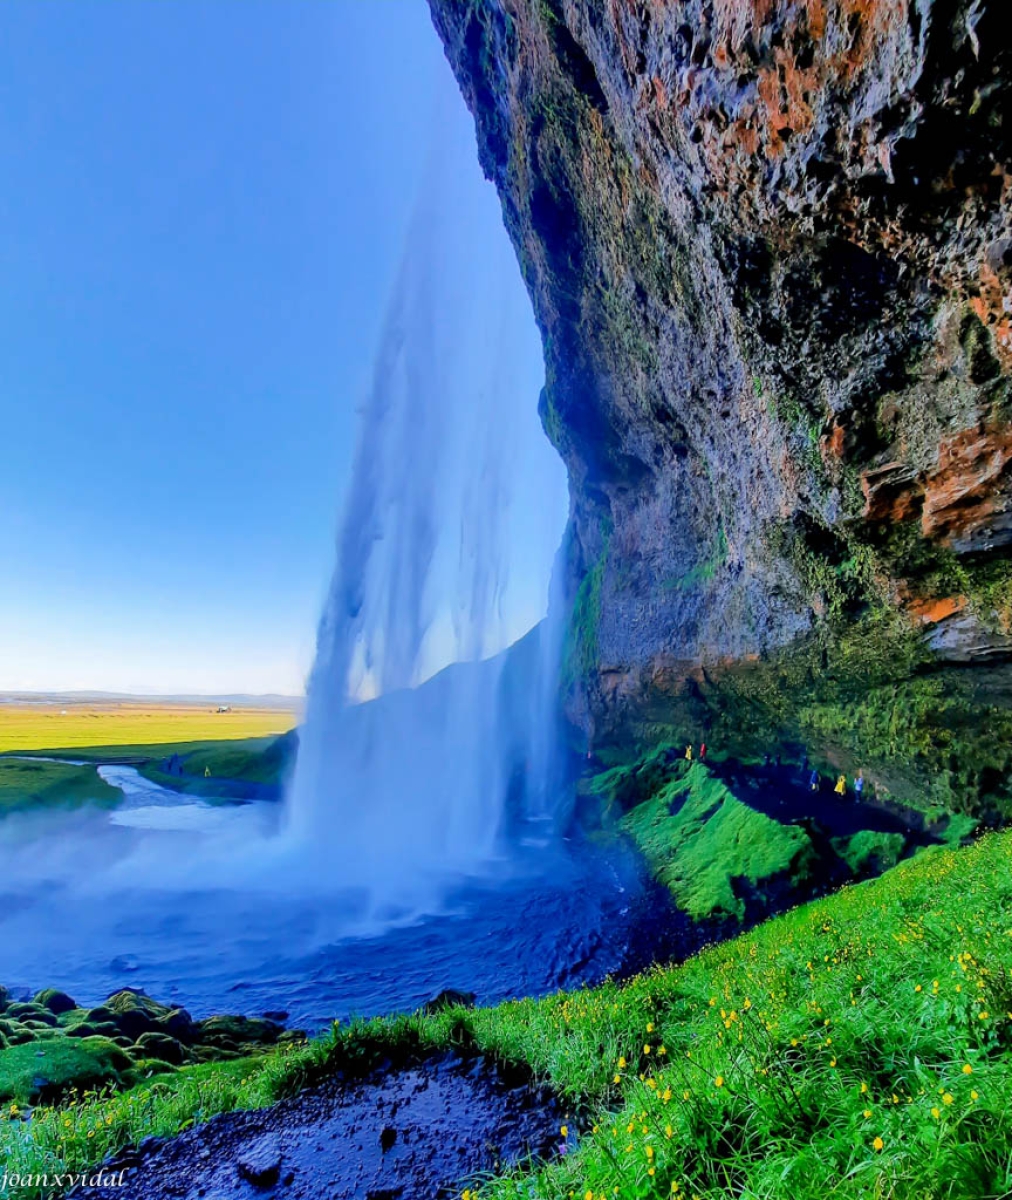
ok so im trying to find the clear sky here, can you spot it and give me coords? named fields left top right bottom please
left=0, top=1, right=563, bottom=696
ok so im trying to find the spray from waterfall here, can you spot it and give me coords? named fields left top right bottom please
left=284, top=99, right=568, bottom=918
left=0, top=77, right=568, bottom=955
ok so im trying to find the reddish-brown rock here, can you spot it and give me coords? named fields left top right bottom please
left=922, top=425, right=1012, bottom=552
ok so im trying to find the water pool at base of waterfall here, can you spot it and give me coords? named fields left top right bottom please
left=0, top=770, right=690, bottom=1030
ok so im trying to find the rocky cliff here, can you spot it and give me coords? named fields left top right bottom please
left=427, top=0, right=1012, bottom=814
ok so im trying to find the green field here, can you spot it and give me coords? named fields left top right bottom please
left=5, top=826, right=1012, bottom=1199
left=0, top=702, right=297, bottom=755
left=0, top=759, right=124, bottom=815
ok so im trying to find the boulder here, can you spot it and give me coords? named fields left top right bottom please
left=104, top=990, right=174, bottom=1040
left=66, top=1021, right=124, bottom=1041
left=7, top=1002, right=55, bottom=1025
left=132, top=1032, right=186, bottom=1066
left=196, top=1015, right=282, bottom=1050
left=235, top=1134, right=283, bottom=1188
left=0, top=1021, right=34, bottom=1047
left=158, top=1007, right=195, bottom=1043
left=0, top=1036, right=131, bottom=1105
left=33, top=988, right=78, bottom=1015
left=81, top=1005, right=118, bottom=1027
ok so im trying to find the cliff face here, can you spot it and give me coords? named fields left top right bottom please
left=428, top=0, right=1012, bottom=810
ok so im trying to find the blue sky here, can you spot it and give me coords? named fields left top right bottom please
left=0, top=2, right=563, bottom=695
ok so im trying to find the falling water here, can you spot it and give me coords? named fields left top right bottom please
left=285, top=101, right=568, bottom=917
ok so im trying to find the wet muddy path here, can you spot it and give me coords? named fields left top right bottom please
left=73, top=1053, right=564, bottom=1200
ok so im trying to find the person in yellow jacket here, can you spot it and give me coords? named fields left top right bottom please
left=834, top=773, right=847, bottom=796
left=204, top=765, right=211, bottom=778
left=685, top=744, right=693, bottom=762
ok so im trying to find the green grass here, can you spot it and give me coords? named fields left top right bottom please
left=6, top=830, right=1012, bottom=1198
left=136, top=733, right=296, bottom=790
left=620, top=764, right=813, bottom=920
left=830, top=830, right=906, bottom=875
left=0, top=704, right=296, bottom=755
left=0, top=760, right=123, bottom=815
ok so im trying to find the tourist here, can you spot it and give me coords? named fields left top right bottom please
left=809, top=768, right=820, bottom=792
left=699, top=742, right=707, bottom=760
left=835, top=774, right=847, bottom=796
left=855, top=770, right=865, bottom=800
left=685, top=744, right=693, bottom=762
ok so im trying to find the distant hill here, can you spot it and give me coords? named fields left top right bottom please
left=0, top=691, right=303, bottom=710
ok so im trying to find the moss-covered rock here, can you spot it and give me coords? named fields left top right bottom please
left=33, top=988, right=78, bottom=1016
left=104, top=990, right=175, bottom=1040
left=66, top=1021, right=125, bottom=1041
left=132, top=1032, right=186, bottom=1065
left=6, top=1002, right=56, bottom=1026
left=831, top=830, right=907, bottom=876
left=0, top=1036, right=133, bottom=1105
left=196, top=1015, right=281, bottom=1051
left=0, top=983, right=294, bottom=1107
left=621, top=763, right=815, bottom=921
left=0, top=1020, right=34, bottom=1047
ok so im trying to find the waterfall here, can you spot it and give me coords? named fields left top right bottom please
left=284, top=91, right=568, bottom=918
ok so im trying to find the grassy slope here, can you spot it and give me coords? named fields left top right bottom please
left=5, top=830, right=1012, bottom=1199
left=0, top=760, right=123, bottom=815
left=620, top=764, right=813, bottom=920
left=136, top=733, right=297, bottom=793
left=0, top=705, right=296, bottom=755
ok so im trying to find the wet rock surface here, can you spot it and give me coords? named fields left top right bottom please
left=72, top=1053, right=563, bottom=1200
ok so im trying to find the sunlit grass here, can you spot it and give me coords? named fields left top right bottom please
left=0, top=703, right=297, bottom=755
left=0, top=759, right=123, bottom=814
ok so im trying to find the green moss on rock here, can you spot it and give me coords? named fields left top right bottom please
left=32, top=988, right=77, bottom=1016
left=0, top=1036, right=133, bottom=1105
left=831, top=830, right=907, bottom=875
left=620, top=763, right=814, bottom=921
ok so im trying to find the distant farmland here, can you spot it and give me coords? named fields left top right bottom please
left=0, top=701, right=299, bottom=755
